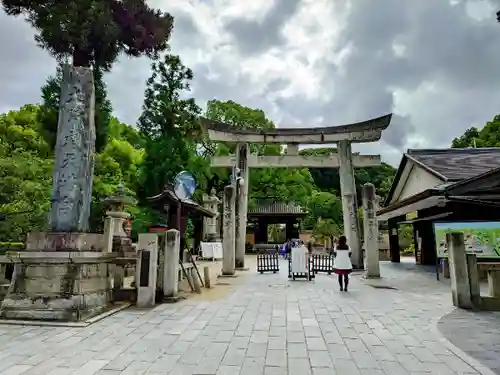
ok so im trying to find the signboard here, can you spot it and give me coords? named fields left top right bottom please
left=139, top=251, right=150, bottom=287
left=434, top=221, right=500, bottom=258
left=200, top=242, right=223, bottom=260
left=406, top=211, right=418, bottom=221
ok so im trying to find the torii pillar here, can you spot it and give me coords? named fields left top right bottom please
left=235, top=143, right=249, bottom=269
left=338, top=140, right=363, bottom=269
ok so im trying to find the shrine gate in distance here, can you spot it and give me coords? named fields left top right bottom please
left=201, top=114, right=393, bottom=269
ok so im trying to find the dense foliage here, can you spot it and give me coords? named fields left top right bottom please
left=451, top=115, right=500, bottom=148
left=0, top=104, right=145, bottom=240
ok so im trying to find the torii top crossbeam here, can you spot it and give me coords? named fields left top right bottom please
left=200, top=114, right=392, bottom=144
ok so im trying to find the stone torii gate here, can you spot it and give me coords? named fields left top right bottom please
left=201, top=114, right=392, bottom=269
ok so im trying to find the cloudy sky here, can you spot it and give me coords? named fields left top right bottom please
left=1, top=0, right=499, bottom=166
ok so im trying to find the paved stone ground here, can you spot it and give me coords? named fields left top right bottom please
left=438, top=310, right=500, bottom=375
left=0, top=258, right=494, bottom=375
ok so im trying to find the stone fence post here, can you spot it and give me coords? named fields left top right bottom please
left=164, top=229, right=180, bottom=299
left=448, top=232, right=480, bottom=309
left=362, top=183, right=380, bottom=278
left=222, top=185, right=236, bottom=276
left=136, top=233, right=158, bottom=307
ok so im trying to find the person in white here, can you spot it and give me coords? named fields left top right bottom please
left=333, top=235, right=352, bottom=292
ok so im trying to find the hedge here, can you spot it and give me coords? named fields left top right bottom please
left=0, top=242, right=25, bottom=254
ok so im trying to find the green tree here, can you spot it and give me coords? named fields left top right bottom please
left=303, top=191, right=343, bottom=230
left=204, top=99, right=315, bottom=207
left=313, top=218, right=343, bottom=246
left=0, top=104, right=147, bottom=239
left=451, top=127, right=481, bottom=148
left=300, top=147, right=396, bottom=201
left=108, top=117, right=146, bottom=149
left=451, top=115, right=500, bottom=149
left=0, top=106, right=53, bottom=241
left=2, top=0, right=174, bottom=70
left=205, top=100, right=275, bottom=131
left=138, top=54, right=208, bottom=200
left=3, top=0, right=174, bottom=163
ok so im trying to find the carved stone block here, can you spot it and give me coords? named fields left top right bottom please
left=49, top=65, right=96, bottom=233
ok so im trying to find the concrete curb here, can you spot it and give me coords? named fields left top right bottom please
left=0, top=302, right=131, bottom=328
left=431, top=310, right=497, bottom=375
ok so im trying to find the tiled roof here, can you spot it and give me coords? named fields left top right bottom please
left=248, top=199, right=306, bottom=215
left=147, top=187, right=216, bottom=218
left=408, top=148, right=500, bottom=181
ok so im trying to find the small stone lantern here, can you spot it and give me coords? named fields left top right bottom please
left=202, top=188, right=221, bottom=242
left=102, top=184, right=137, bottom=255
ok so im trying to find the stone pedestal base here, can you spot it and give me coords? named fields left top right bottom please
left=0, top=232, right=116, bottom=322
left=112, top=236, right=135, bottom=257
left=164, top=296, right=186, bottom=303
left=205, top=233, right=220, bottom=242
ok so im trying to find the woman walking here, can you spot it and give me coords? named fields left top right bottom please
left=333, top=235, right=352, bottom=292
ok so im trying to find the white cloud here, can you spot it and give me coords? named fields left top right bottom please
left=0, top=0, right=499, bottom=168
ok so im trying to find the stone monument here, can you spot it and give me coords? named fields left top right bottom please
left=0, top=66, right=116, bottom=322
left=222, top=185, right=236, bottom=276
left=362, top=183, right=380, bottom=278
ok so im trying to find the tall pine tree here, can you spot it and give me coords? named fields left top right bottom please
left=137, top=54, right=207, bottom=200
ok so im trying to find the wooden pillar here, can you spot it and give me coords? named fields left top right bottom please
left=255, top=218, right=267, bottom=244
left=263, top=219, right=269, bottom=243
left=412, top=224, right=419, bottom=263
left=193, top=217, right=203, bottom=254
left=285, top=219, right=293, bottom=240
left=420, top=221, right=436, bottom=266
left=388, top=218, right=400, bottom=263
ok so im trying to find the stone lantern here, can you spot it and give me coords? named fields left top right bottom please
left=202, top=188, right=221, bottom=242
left=102, top=184, right=137, bottom=256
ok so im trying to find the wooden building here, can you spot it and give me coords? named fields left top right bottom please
left=247, top=199, right=307, bottom=244
left=377, top=148, right=500, bottom=265
left=147, top=186, right=216, bottom=252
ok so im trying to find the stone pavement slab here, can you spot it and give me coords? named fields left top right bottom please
left=438, top=309, right=500, bottom=374
left=0, top=258, right=495, bottom=375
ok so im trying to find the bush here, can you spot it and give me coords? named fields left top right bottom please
left=0, top=242, right=25, bottom=254
left=400, top=242, right=415, bottom=256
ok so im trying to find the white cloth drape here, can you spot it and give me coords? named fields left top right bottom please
left=291, top=245, right=309, bottom=274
